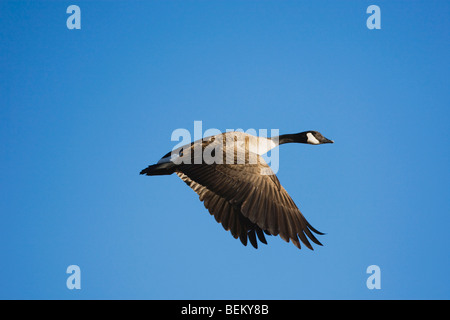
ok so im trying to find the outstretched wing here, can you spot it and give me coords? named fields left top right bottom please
left=175, top=144, right=323, bottom=250
left=176, top=172, right=269, bottom=248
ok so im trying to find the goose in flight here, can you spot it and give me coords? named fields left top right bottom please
left=140, top=130, right=334, bottom=250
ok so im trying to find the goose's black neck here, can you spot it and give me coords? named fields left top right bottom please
left=275, top=132, right=308, bottom=145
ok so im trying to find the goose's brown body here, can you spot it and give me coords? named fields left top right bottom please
left=140, top=130, right=333, bottom=250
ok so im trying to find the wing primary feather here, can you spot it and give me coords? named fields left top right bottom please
left=307, top=221, right=325, bottom=235
left=248, top=229, right=258, bottom=249
left=256, top=228, right=268, bottom=244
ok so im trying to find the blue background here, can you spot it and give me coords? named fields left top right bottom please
left=1, top=1, right=449, bottom=299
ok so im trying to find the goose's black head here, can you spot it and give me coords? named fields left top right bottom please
left=278, top=130, right=334, bottom=145
left=303, top=130, right=334, bottom=145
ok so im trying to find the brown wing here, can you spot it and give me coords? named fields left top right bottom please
left=177, top=172, right=269, bottom=248
left=175, top=145, right=324, bottom=250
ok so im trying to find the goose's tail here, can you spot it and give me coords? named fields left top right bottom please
left=140, top=162, right=175, bottom=176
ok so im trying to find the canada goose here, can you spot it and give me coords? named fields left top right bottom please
left=140, top=130, right=334, bottom=250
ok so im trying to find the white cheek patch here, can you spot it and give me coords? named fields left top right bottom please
left=306, top=132, right=320, bottom=144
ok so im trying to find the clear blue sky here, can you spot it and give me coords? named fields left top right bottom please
left=1, top=1, right=449, bottom=299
